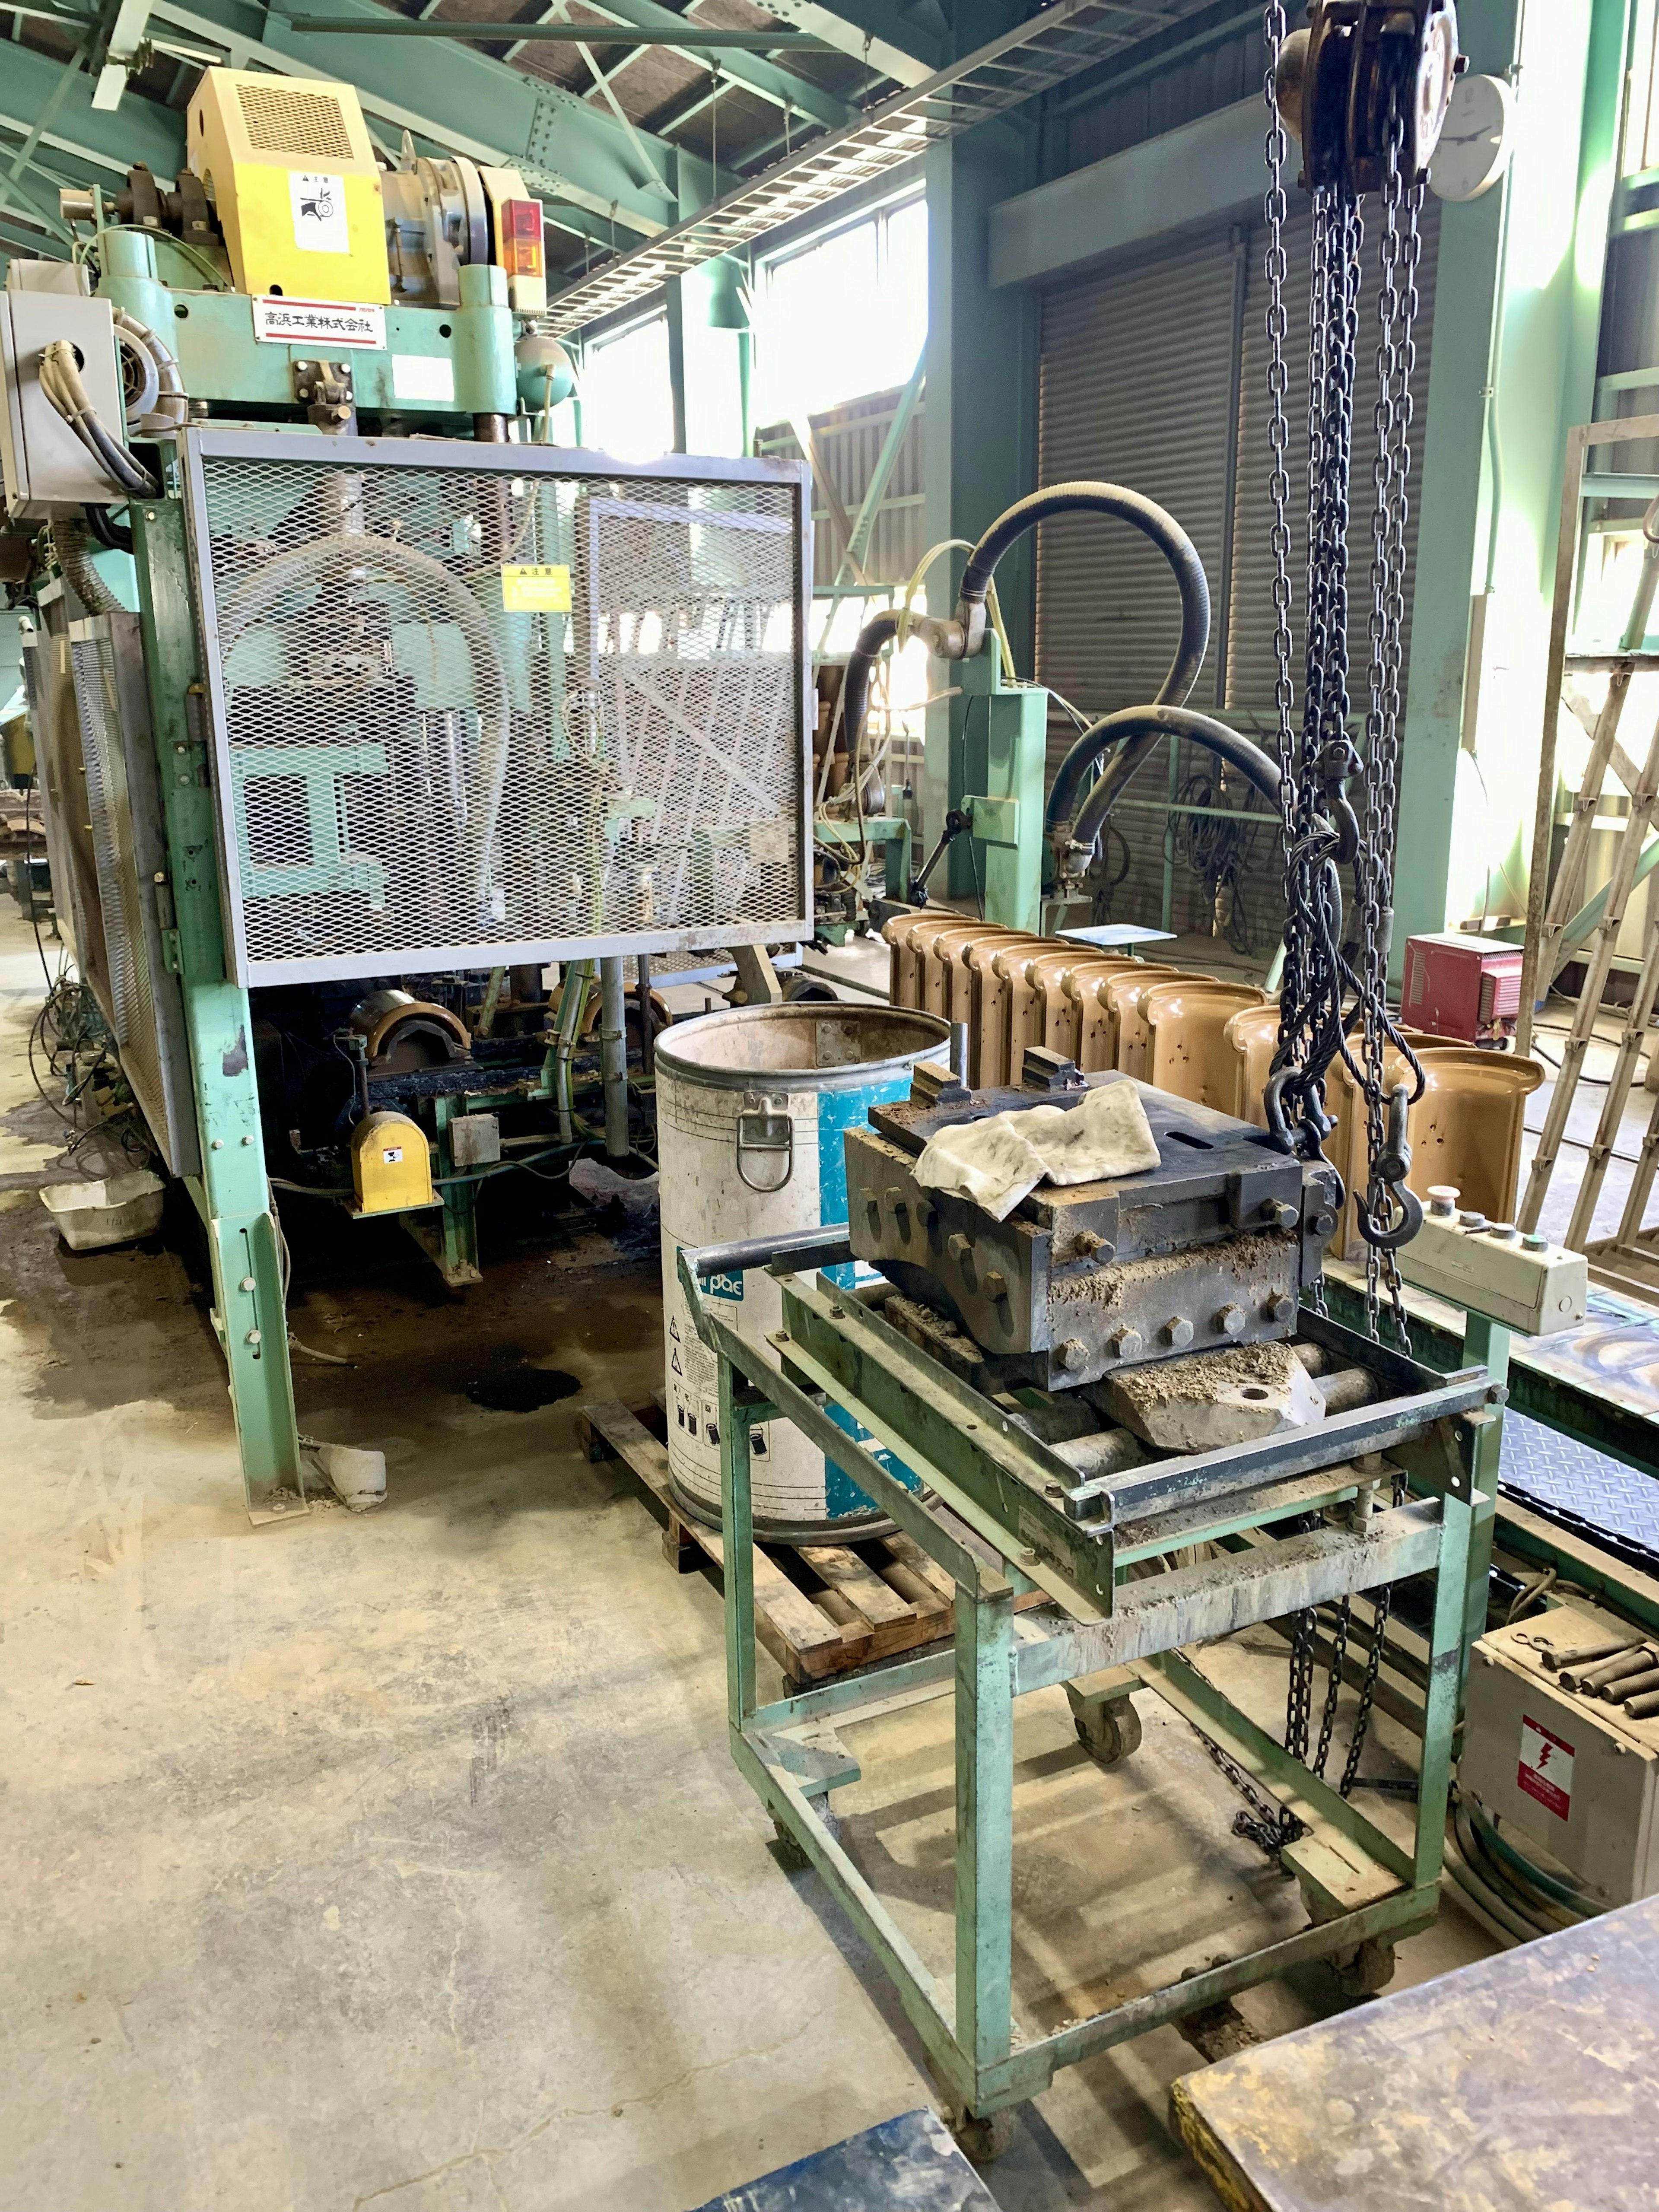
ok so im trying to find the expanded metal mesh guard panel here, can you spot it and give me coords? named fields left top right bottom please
left=181, top=430, right=812, bottom=987
left=67, top=617, right=200, bottom=1178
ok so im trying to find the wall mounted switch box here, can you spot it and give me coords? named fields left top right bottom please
left=0, top=291, right=124, bottom=518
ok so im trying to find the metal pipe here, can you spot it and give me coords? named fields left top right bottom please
left=510, top=962, right=544, bottom=1010
left=1052, top=1429, right=1143, bottom=1479
left=1608, top=1664, right=1659, bottom=1703
left=1315, top=1367, right=1379, bottom=1414
left=1579, top=1646, right=1656, bottom=1694
left=636, top=951, right=655, bottom=1079
left=685, top=1224, right=853, bottom=1279
left=550, top=960, right=591, bottom=1144
left=599, top=955, right=629, bottom=1160
left=286, top=16, right=837, bottom=43
left=1542, top=1629, right=1642, bottom=1673
left=1558, top=1637, right=1648, bottom=1689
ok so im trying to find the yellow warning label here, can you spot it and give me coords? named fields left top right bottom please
left=501, top=562, right=572, bottom=613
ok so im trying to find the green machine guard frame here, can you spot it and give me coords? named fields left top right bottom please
left=133, top=498, right=305, bottom=1520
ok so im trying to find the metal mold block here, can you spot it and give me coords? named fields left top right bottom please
left=845, top=1076, right=1335, bottom=1390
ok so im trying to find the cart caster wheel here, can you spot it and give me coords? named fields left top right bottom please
left=770, top=1819, right=812, bottom=1874
left=1334, top=1936, right=1396, bottom=1997
left=1075, top=1698, right=1143, bottom=1769
left=949, top=2107, right=1016, bottom=2165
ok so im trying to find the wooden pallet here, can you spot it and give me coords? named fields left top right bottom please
left=579, top=1395, right=988, bottom=1685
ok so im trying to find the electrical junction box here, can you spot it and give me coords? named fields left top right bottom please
left=449, top=1112, right=501, bottom=1167
left=350, top=1110, right=436, bottom=1216
left=1461, top=1609, right=1659, bottom=1910
left=1403, top=931, right=1525, bottom=1044
left=188, top=69, right=390, bottom=305
left=0, top=290, right=124, bottom=518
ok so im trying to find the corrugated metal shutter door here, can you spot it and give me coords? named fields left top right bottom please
left=1035, top=232, right=1240, bottom=786
left=1226, top=194, right=1442, bottom=722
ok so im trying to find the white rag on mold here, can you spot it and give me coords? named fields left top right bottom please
left=912, top=1080, right=1160, bottom=1224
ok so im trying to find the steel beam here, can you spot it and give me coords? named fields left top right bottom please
left=90, top=0, right=153, bottom=108
left=130, top=499, right=303, bottom=1520
left=286, top=16, right=836, bottom=45
left=986, top=92, right=1263, bottom=287
left=143, top=0, right=677, bottom=234
left=760, top=0, right=939, bottom=85
left=514, top=0, right=854, bottom=130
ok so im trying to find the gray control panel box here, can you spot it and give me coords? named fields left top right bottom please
left=0, top=290, right=124, bottom=519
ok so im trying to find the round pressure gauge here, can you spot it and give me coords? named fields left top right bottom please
left=1430, top=71, right=1514, bottom=202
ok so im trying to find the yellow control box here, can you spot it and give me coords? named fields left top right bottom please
left=188, top=68, right=389, bottom=305
left=350, top=1111, right=435, bottom=1216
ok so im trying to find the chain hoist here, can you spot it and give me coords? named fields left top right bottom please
left=1216, top=1, right=1464, bottom=1852
left=1262, top=0, right=1460, bottom=1345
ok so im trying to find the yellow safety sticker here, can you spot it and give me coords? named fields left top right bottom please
left=501, top=563, right=572, bottom=613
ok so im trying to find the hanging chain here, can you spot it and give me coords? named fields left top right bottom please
left=1198, top=10, right=1453, bottom=1859
left=1265, top=0, right=1296, bottom=856
left=1263, top=23, right=1435, bottom=1301
left=1348, top=105, right=1428, bottom=1345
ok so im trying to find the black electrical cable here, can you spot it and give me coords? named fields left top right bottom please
left=1170, top=766, right=1264, bottom=954
left=83, top=502, right=134, bottom=554
left=22, top=781, right=54, bottom=989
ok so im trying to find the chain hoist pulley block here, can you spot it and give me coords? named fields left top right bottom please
left=1278, top=2, right=1464, bottom=196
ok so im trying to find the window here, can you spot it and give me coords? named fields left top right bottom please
left=753, top=191, right=926, bottom=425
left=580, top=312, right=675, bottom=461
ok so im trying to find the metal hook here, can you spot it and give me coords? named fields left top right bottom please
left=1354, top=1085, right=1424, bottom=1250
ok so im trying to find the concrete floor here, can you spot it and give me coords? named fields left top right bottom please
left=0, top=905, right=1501, bottom=2212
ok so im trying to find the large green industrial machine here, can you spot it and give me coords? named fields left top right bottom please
left=6, top=67, right=814, bottom=1518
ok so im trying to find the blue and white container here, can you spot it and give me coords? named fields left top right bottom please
left=655, top=1001, right=950, bottom=1542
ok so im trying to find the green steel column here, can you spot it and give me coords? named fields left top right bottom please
left=407, top=1098, right=483, bottom=1287
left=1456, top=1344, right=1509, bottom=1684
left=954, top=1577, right=1014, bottom=2082
left=1397, top=0, right=1627, bottom=957
left=131, top=499, right=302, bottom=1517
left=1416, top=1481, right=1475, bottom=1891
left=923, top=75, right=1040, bottom=893
left=667, top=153, right=750, bottom=458
left=958, top=636, right=1046, bottom=931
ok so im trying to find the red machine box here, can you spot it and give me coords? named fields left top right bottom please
left=1402, top=932, right=1524, bottom=1044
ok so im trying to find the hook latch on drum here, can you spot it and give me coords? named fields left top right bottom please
left=736, top=1095, right=794, bottom=1192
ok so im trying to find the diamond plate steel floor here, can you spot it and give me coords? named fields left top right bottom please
left=1501, top=1411, right=1659, bottom=1554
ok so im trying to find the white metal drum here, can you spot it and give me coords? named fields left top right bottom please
left=655, top=1001, right=950, bottom=1541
